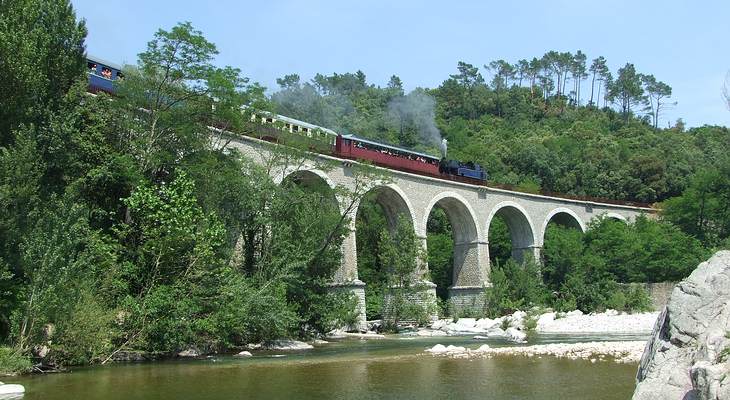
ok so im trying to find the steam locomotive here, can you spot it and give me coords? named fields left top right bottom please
left=85, top=56, right=488, bottom=185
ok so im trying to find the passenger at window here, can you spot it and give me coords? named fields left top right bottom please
left=102, top=67, right=112, bottom=79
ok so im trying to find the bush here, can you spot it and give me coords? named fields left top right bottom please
left=0, top=347, right=31, bottom=375
left=484, top=258, right=549, bottom=318
left=624, top=284, right=652, bottom=312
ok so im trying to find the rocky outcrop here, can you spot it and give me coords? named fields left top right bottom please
left=633, top=251, right=730, bottom=400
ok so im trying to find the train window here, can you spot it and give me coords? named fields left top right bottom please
left=101, top=67, right=112, bottom=79
left=302, top=128, right=308, bottom=133
left=116, top=71, right=124, bottom=80
left=292, top=126, right=299, bottom=132
left=87, top=62, right=97, bottom=73
left=266, top=118, right=273, bottom=123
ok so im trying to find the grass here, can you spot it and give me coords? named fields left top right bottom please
left=0, top=347, right=32, bottom=376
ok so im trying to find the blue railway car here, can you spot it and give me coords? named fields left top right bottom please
left=87, top=56, right=123, bottom=94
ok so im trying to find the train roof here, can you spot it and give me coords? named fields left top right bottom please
left=271, top=113, right=339, bottom=136
left=341, top=134, right=440, bottom=161
left=87, top=55, right=123, bottom=71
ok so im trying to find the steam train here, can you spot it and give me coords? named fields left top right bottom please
left=85, top=56, right=488, bottom=185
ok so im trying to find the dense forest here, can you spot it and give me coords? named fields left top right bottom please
left=1, top=0, right=730, bottom=374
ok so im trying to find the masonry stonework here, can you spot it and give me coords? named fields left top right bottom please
left=226, top=135, right=653, bottom=324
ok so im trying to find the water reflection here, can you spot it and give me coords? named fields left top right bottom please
left=15, top=336, right=640, bottom=400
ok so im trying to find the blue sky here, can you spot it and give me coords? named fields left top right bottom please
left=72, top=0, right=730, bottom=128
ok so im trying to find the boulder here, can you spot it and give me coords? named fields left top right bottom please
left=633, top=251, right=730, bottom=400
left=0, top=384, right=25, bottom=395
left=425, top=344, right=447, bottom=354
left=266, top=340, right=314, bottom=351
left=475, top=318, right=499, bottom=330
left=455, top=318, right=477, bottom=329
left=234, top=351, right=252, bottom=357
left=506, top=327, right=527, bottom=343
left=486, top=327, right=507, bottom=338
left=431, top=319, right=452, bottom=331
left=177, top=348, right=200, bottom=358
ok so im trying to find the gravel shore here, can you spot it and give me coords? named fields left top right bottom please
left=425, top=341, right=647, bottom=363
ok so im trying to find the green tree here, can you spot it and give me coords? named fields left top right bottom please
left=642, top=74, right=673, bottom=129
left=608, top=63, right=645, bottom=121
left=378, top=216, right=427, bottom=328
left=0, top=0, right=86, bottom=145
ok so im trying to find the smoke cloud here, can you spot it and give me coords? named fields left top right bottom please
left=271, top=83, right=354, bottom=133
left=387, top=89, right=443, bottom=151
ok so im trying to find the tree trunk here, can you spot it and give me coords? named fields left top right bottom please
left=589, top=72, right=596, bottom=105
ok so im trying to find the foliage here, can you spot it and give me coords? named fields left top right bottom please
left=663, top=158, right=730, bottom=248
left=378, top=216, right=427, bottom=329
left=426, top=207, right=453, bottom=301
left=484, top=258, right=548, bottom=318
left=1, top=0, right=727, bottom=370
left=0, top=347, right=31, bottom=375
left=0, top=0, right=86, bottom=145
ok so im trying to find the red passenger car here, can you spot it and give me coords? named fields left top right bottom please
left=335, top=134, right=440, bottom=177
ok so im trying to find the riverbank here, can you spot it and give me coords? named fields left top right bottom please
left=417, top=309, right=659, bottom=339
left=425, top=341, right=647, bottom=363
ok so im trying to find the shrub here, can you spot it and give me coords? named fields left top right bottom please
left=485, top=258, right=549, bottom=318
left=624, top=284, right=652, bottom=312
left=0, top=347, right=31, bottom=375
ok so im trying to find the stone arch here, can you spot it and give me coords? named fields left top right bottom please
left=280, top=169, right=340, bottom=212
left=422, top=191, right=482, bottom=289
left=486, top=201, right=538, bottom=263
left=354, top=183, right=418, bottom=231
left=540, top=207, right=586, bottom=245
left=603, top=212, right=629, bottom=223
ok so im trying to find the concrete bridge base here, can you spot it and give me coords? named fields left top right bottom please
left=328, top=280, right=367, bottom=331
left=448, top=286, right=487, bottom=316
left=382, top=281, right=439, bottom=325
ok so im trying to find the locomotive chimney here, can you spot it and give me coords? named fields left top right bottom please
left=440, top=138, right=448, bottom=158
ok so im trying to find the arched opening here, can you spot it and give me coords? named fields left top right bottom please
left=541, top=209, right=586, bottom=290
left=426, top=207, right=453, bottom=301
left=424, top=196, right=480, bottom=292
left=354, top=185, right=415, bottom=320
left=278, top=170, right=342, bottom=274
left=486, top=204, right=536, bottom=266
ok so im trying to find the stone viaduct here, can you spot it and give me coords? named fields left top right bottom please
left=224, top=133, right=654, bottom=323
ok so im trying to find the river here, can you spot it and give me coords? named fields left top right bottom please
left=13, top=334, right=644, bottom=399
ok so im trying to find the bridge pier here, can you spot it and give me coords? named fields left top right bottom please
left=328, top=279, right=367, bottom=331
left=512, top=245, right=542, bottom=264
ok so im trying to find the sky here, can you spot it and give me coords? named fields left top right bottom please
left=72, top=0, right=730, bottom=128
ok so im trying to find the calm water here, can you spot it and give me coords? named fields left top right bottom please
left=13, top=334, right=643, bottom=400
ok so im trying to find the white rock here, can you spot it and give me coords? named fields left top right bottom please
left=234, top=351, right=252, bottom=357
left=425, top=344, right=448, bottom=354
left=475, top=318, right=499, bottom=330
left=312, top=339, right=329, bottom=345
left=445, top=345, right=466, bottom=353
left=605, top=309, right=619, bottom=316
left=566, top=310, right=584, bottom=317
left=634, top=251, right=730, bottom=400
left=511, top=310, right=527, bottom=324
left=506, top=327, right=527, bottom=343
left=536, top=312, right=556, bottom=327
left=0, top=384, right=25, bottom=395
left=475, top=344, right=491, bottom=352
left=266, top=340, right=314, bottom=350
left=431, top=319, right=452, bottom=330
left=177, top=348, right=200, bottom=357
left=486, top=327, right=506, bottom=338
left=455, top=318, right=477, bottom=328
left=343, top=332, right=385, bottom=339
